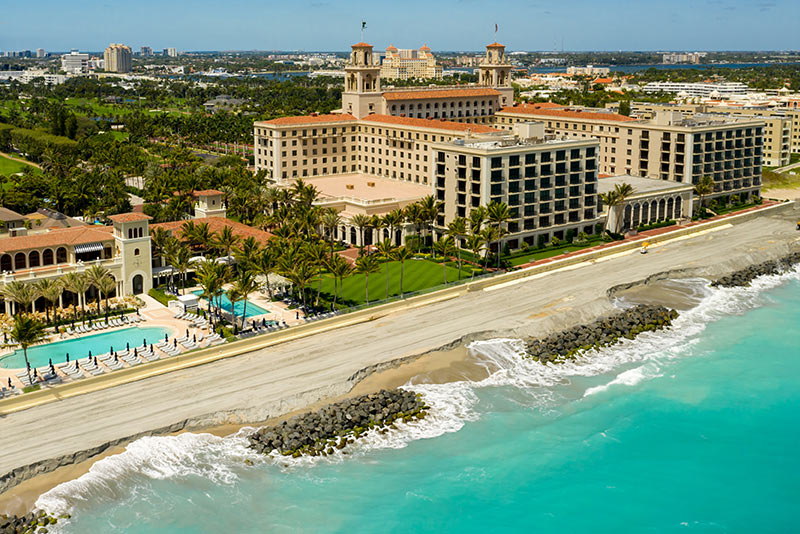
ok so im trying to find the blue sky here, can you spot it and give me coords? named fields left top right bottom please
left=2, top=0, right=797, bottom=53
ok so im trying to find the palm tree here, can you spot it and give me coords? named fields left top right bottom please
left=195, top=260, right=224, bottom=324
left=694, top=175, right=715, bottom=216
left=10, top=314, right=47, bottom=387
left=172, top=245, right=193, bottom=294
left=96, top=275, right=117, bottom=320
left=235, top=236, right=261, bottom=271
left=254, top=245, right=277, bottom=300
left=37, top=279, right=64, bottom=325
left=321, top=209, right=342, bottom=259
left=2, top=281, right=37, bottom=316
left=150, top=227, right=173, bottom=267
left=382, top=209, right=405, bottom=246
left=391, top=246, right=415, bottom=297
left=212, top=225, right=241, bottom=259
left=375, top=239, right=397, bottom=300
left=447, top=216, right=467, bottom=281
left=469, top=206, right=487, bottom=235
left=403, top=203, right=424, bottom=252
left=231, top=269, right=259, bottom=331
left=61, top=272, right=90, bottom=320
left=479, top=226, right=499, bottom=272
left=85, top=264, right=112, bottom=314
left=433, top=236, right=455, bottom=284
left=418, top=195, right=444, bottom=250
left=487, top=201, right=511, bottom=268
left=328, top=255, right=354, bottom=308
left=355, top=254, right=381, bottom=305
left=350, top=214, right=372, bottom=256
left=466, top=233, right=486, bottom=280
left=304, top=241, right=329, bottom=306
left=600, top=182, right=635, bottom=233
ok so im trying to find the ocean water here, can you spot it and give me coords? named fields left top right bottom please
left=37, top=269, right=800, bottom=533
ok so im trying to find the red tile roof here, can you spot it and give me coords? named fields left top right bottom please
left=419, top=44, right=431, bottom=51
left=0, top=226, right=113, bottom=255
left=151, top=217, right=273, bottom=245
left=385, top=44, right=397, bottom=51
left=360, top=114, right=501, bottom=133
left=383, top=88, right=500, bottom=101
left=260, top=113, right=357, bottom=126
left=107, top=213, right=152, bottom=223
left=192, top=189, right=224, bottom=197
left=498, top=106, right=637, bottom=123
left=351, top=42, right=372, bottom=48
left=486, top=42, right=505, bottom=48
left=593, top=77, right=613, bottom=84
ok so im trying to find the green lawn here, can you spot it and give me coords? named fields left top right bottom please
left=0, top=154, right=38, bottom=175
left=317, top=258, right=470, bottom=306
left=506, top=241, right=602, bottom=267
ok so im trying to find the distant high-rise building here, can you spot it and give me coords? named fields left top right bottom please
left=164, top=47, right=178, bottom=57
left=36, top=48, right=46, bottom=58
left=61, top=51, right=90, bottom=74
left=104, top=43, right=132, bottom=73
left=380, top=44, right=442, bottom=80
left=140, top=46, right=153, bottom=57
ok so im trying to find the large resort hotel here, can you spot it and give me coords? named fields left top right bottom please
left=254, top=40, right=764, bottom=248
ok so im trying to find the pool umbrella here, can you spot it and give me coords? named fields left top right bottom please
left=143, top=338, right=146, bottom=346
left=49, top=358, right=52, bottom=366
left=126, top=342, right=130, bottom=351
left=7, top=378, right=11, bottom=388
left=150, top=344, right=154, bottom=352
left=173, top=339, right=177, bottom=347
left=164, top=334, right=168, bottom=342
left=93, top=357, right=97, bottom=366
left=262, top=318, right=266, bottom=328
left=88, top=350, right=92, bottom=358
left=3, top=333, right=6, bottom=343
left=66, top=353, right=70, bottom=363
left=110, top=346, right=113, bottom=354
left=134, top=348, right=138, bottom=357
left=27, top=361, right=30, bottom=370
left=186, top=329, right=189, bottom=338
left=75, top=360, right=79, bottom=371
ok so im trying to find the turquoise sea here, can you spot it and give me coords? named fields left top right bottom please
left=38, top=271, right=800, bottom=533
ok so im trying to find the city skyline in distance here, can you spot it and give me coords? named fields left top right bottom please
left=2, top=0, right=799, bottom=53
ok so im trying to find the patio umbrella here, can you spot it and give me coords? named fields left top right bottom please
left=193, top=334, right=196, bottom=343
left=143, top=338, right=147, bottom=346
left=262, top=318, right=266, bottom=328
left=93, top=357, right=97, bottom=366
left=134, top=348, right=138, bottom=357
left=110, top=346, right=113, bottom=354
left=49, top=358, right=52, bottom=366
left=150, top=344, right=154, bottom=352
left=164, top=334, right=168, bottom=342
left=173, top=339, right=177, bottom=347
left=3, top=333, right=6, bottom=343
left=126, top=342, right=130, bottom=351
left=7, top=378, right=11, bottom=388
left=66, top=353, right=70, bottom=363
left=114, top=354, right=118, bottom=362
left=186, top=329, right=189, bottom=338
left=88, top=350, right=92, bottom=358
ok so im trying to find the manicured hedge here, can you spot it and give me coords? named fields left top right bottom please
left=0, top=124, right=77, bottom=162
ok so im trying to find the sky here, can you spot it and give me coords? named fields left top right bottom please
left=2, top=0, right=798, bottom=53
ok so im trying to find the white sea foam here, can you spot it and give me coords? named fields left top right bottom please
left=36, top=265, right=800, bottom=518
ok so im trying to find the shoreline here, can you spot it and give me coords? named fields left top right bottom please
left=0, top=207, right=798, bottom=516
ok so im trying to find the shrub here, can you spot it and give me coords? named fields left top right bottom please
left=148, top=287, right=177, bottom=306
left=550, top=236, right=561, bottom=247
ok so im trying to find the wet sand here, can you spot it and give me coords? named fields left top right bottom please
left=613, top=278, right=711, bottom=311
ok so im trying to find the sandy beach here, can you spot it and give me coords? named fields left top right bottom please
left=0, top=205, right=798, bottom=514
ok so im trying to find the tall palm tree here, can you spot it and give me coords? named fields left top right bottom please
left=235, top=236, right=261, bottom=271
left=172, top=245, right=193, bottom=294
left=433, top=236, right=455, bottom=284
left=61, top=272, right=90, bottom=320
left=304, top=241, right=329, bottom=307
left=287, top=261, right=317, bottom=310
left=487, top=200, right=511, bottom=268
left=403, top=203, right=424, bottom=252
left=466, top=233, right=486, bottom=280
left=350, top=213, right=372, bottom=256
left=2, top=281, right=37, bottom=316
left=694, top=175, right=715, bottom=216
left=382, top=209, right=405, bottom=246
left=231, top=269, right=259, bottom=331
left=85, top=264, right=112, bottom=314
left=195, top=260, right=224, bottom=324
left=600, top=182, right=635, bottom=233
left=479, top=226, right=499, bottom=272
left=328, top=255, right=354, bottom=308
left=375, top=239, right=397, bottom=300
left=418, top=195, right=444, bottom=249
left=10, top=314, right=47, bottom=387
left=150, top=227, right=173, bottom=267
left=212, top=225, right=241, bottom=259
left=447, top=216, right=468, bottom=281
left=469, top=205, right=487, bottom=235
left=37, top=279, right=64, bottom=325
left=254, top=245, right=277, bottom=300
left=391, top=246, right=415, bottom=298
left=96, top=276, right=117, bottom=320
left=355, top=254, right=381, bottom=305
left=321, top=209, right=342, bottom=260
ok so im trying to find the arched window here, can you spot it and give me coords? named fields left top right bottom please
left=134, top=248, right=140, bottom=256
left=667, top=197, right=675, bottom=219
left=641, top=202, right=649, bottom=224
left=623, top=205, right=632, bottom=231
left=650, top=200, right=658, bottom=223
left=658, top=199, right=666, bottom=220
left=675, top=196, right=683, bottom=218
left=42, top=249, right=54, bottom=266
left=56, top=247, right=67, bottom=263
left=0, top=254, right=11, bottom=272
left=28, top=250, right=40, bottom=268
left=633, top=203, right=641, bottom=227
left=14, top=252, right=26, bottom=270
left=128, top=228, right=133, bottom=239
left=138, top=227, right=143, bottom=238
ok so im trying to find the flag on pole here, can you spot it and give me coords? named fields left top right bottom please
left=495, top=23, right=498, bottom=33
left=362, top=21, right=367, bottom=30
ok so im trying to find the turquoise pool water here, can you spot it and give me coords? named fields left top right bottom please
left=39, top=272, right=800, bottom=533
left=191, top=290, right=268, bottom=318
left=0, top=326, right=173, bottom=369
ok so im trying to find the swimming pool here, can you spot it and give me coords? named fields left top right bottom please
left=0, top=326, right=173, bottom=369
left=192, top=290, right=269, bottom=318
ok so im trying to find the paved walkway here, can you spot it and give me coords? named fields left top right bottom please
left=772, top=160, right=800, bottom=174
left=0, top=151, right=41, bottom=171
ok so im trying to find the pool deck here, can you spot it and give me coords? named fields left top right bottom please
left=0, top=288, right=308, bottom=390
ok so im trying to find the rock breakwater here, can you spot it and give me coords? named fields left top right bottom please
left=711, top=252, right=800, bottom=288
left=525, top=305, right=679, bottom=363
left=1, top=511, right=67, bottom=534
left=248, top=389, right=427, bottom=458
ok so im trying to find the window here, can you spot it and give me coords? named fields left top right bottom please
left=134, top=248, right=140, bottom=256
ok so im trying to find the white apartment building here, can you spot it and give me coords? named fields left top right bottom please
left=566, top=65, right=611, bottom=76
left=642, top=81, right=748, bottom=98
left=380, top=44, right=442, bottom=80
left=104, top=43, right=132, bottom=73
left=61, top=51, right=89, bottom=74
